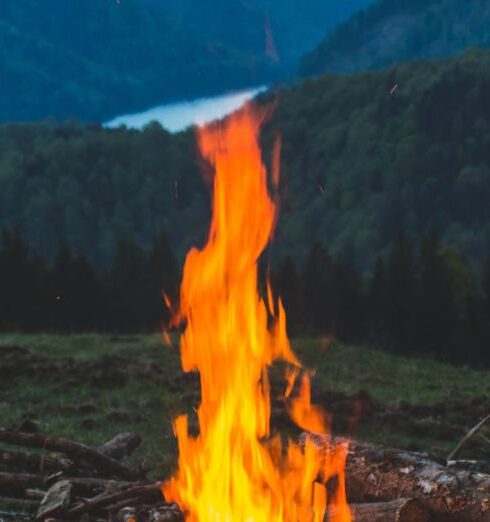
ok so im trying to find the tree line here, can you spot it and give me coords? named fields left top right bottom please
left=2, top=227, right=490, bottom=366
left=277, top=231, right=490, bottom=365
left=4, top=49, right=490, bottom=271
left=0, top=228, right=178, bottom=333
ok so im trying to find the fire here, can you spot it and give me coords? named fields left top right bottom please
left=163, top=106, right=351, bottom=522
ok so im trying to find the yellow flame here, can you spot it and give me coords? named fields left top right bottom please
left=163, top=106, right=350, bottom=522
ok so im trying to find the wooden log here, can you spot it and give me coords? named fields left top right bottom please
left=98, top=432, right=142, bottom=460
left=327, top=498, right=431, bottom=522
left=66, top=476, right=135, bottom=495
left=0, top=471, right=45, bottom=499
left=0, top=449, right=73, bottom=474
left=0, top=429, right=139, bottom=480
left=65, top=482, right=162, bottom=518
left=332, top=437, right=490, bottom=522
left=37, top=479, right=72, bottom=519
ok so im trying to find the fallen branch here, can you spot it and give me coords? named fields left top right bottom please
left=447, top=414, right=490, bottom=462
left=0, top=429, right=139, bottom=480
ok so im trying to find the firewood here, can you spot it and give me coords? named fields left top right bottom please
left=37, top=479, right=72, bottom=519
left=65, top=482, right=162, bottom=518
left=50, top=476, right=136, bottom=496
left=0, top=429, right=140, bottom=480
left=98, top=432, right=142, bottom=460
left=0, top=448, right=73, bottom=474
left=327, top=498, right=431, bottom=522
left=335, top=437, right=490, bottom=522
left=0, top=471, right=45, bottom=498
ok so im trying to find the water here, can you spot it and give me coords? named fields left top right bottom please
left=105, top=86, right=266, bottom=132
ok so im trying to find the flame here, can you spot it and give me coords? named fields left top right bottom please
left=163, top=106, right=350, bottom=522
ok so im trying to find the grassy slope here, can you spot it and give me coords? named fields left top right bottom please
left=2, top=333, right=489, bottom=485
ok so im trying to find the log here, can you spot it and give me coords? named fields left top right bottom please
left=0, top=471, right=45, bottom=499
left=98, top=432, right=142, bottom=460
left=0, top=449, right=73, bottom=474
left=327, top=498, right=431, bottom=522
left=0, top=429, right=139, bottom=480
left=65, top=482, right=162, bottom=517
left=37, top=479, right=72, bottom=519
left=334, top=437, right=490, bottom=522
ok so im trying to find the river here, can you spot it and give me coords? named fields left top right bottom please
left=105, top=86, right=266, bottom=132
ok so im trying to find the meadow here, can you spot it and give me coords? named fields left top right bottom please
left=1, top=333, right=489, bottom=486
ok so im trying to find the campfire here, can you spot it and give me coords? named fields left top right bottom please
left=2, top=106, right=490, bottom=522
left=161, top=106, right=350, bottom=521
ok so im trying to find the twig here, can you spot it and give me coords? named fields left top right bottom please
left=447, top=414, right=490, bottom=462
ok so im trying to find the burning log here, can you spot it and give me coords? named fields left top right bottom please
left=0, top=429, right=140, bottom=480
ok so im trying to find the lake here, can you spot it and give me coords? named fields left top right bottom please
left=105, top=86, right=266, bottom=132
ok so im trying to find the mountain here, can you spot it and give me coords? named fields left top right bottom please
left=137, top=0, right=371, bottom=70
left=4, top=49, right=490, bottom=268
left=300, top=0, right=490, bottom=77
left=0, top=0, right=278, bottom=123
left=0, top=0, right=371, bottom=123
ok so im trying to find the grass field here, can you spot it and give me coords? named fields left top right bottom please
left=1, top=333, right=490, bottom=483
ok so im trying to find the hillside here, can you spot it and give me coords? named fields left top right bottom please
left=2, top=49, right=490, bottom=268
left=0, top=0, right=278, bottom=123
left=300, top=0, right=490, bottom=77
left=0, top=0, right=371, bottom=123
left=138, top=0, right=371, bottom=70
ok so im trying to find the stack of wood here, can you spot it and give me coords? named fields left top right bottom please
left=0, top=428, right=181, bottom=521
left=3, top=426, right=490, bottom=521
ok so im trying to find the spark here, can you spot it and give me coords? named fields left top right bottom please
left=389, top=83, right=398, bottom=95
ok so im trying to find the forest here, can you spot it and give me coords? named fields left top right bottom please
left=2, top=48, right=490, bottom=364
left=300, top=0, right=490, bottom=77
left=2, top=49, right=490, bottom=269
left=1, top=226, right=489, bottom=367
left=0, top=0, right=369, bottom=123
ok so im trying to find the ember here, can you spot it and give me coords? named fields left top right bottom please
left=162, top=106, right=351, bottom=521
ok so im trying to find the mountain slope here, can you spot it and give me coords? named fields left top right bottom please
left=0, top=0, right=373, bottom=123
left=300, top=0, right=490, bottom=77
left=0, top=0, right=278, bottom=122
left=138, top=0, right=371, bottom=70
left=3, top=49, right=490, bottom=267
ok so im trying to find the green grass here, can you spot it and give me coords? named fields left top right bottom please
left=1, top=334, right=489, bottom=481
left=295, top=339, right=490, bottom=404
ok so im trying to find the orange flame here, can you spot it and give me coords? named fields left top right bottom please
left=163, top=106, right=350, bottom=522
